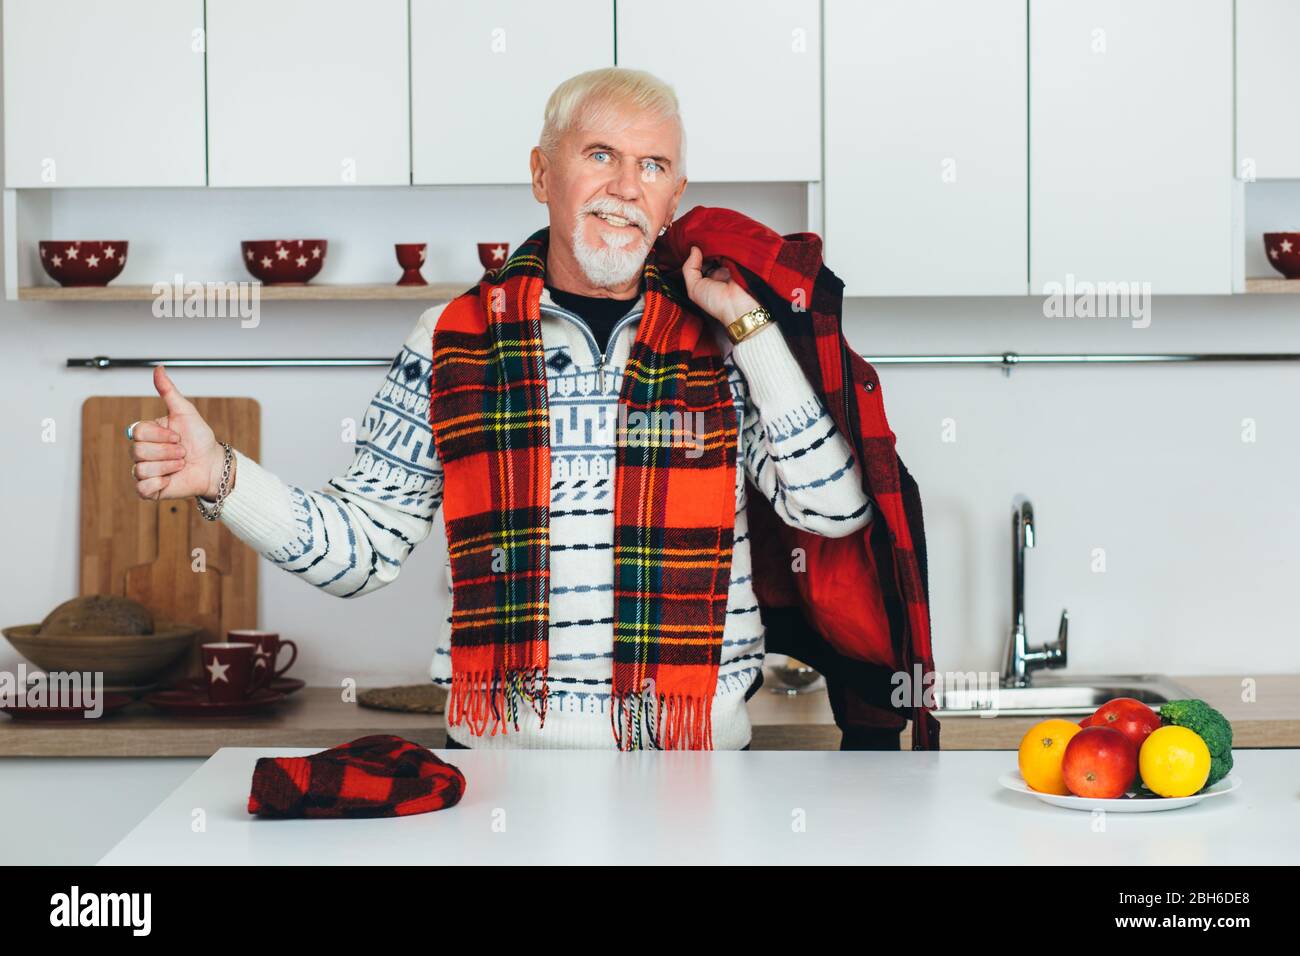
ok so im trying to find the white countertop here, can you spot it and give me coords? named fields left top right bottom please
left=98, top=747, right=1300, bottom=866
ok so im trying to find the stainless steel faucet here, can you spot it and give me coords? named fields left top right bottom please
left=1002, top=494, right=1068, bottom=687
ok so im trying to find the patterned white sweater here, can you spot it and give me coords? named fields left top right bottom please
left=208, top=287, right=873, bottom=749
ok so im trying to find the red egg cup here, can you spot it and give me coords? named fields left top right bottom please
left=39, top=241, right=128, bottom=287
left=477, top=242, right=510, bottom=279
left=395, top=243, right=428, bottom=286
left=241, top=239, right=327, bottom=285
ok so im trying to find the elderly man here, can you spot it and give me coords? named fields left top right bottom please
left=127, top=67, right=874, bottom=751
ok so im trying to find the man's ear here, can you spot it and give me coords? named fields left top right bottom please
left=529, top=147, right=548, bottom=203
left=665, top=175, right=688, bottom=224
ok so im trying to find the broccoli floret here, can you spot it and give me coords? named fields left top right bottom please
left=1159, top=699, right=1233, bottom=788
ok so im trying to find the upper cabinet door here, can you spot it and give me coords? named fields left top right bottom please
left=206, top=0, right=409, bottom=187
left=615, top=0, right=820, bottom=182
left=1237, top=0, right=1300, bottom=180
left=824, top=0, right=1027, bottom=297
left=411, top=0, right=614, bottom=185
left=3, top=0, right=206, bottom=188
left=1030, top=0, right=1233, bottom=295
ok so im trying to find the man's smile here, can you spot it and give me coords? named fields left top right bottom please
left=592, top=210, right=641, bottom=232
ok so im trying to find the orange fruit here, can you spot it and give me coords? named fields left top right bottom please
left=1139, top=726, right=1212, bottom=797
left=1018, top=719, right=1083, bottom=794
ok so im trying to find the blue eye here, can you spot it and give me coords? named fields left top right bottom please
left=642, top=159, right=661, bottom=173
left=592, top=151, right=610, bottom=162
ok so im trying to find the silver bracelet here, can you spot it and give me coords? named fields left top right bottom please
left=195, top=442, right=234, bottom=521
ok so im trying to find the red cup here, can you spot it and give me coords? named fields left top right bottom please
left=395, top=243, right=428, bottom=286
left=228, top=629, right=298, bottom=691
left=201, top=643, right=258, bottom=703
left=477, top=242, right=510, bottom=278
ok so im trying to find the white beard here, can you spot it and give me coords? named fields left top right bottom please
left=571, top=214, right=651, bottom=289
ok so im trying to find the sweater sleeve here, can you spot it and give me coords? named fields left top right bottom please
left=729, top=322, right=873, bottom=539
left=201, top=305, right=446, bottom=598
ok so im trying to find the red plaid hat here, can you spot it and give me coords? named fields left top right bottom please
left=248, top=735, right=466, bottom=819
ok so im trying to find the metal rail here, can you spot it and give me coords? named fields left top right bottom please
left=66, top=351, right=1300, bottom=370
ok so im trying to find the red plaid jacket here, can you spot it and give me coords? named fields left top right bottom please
left=657, top=207, right=940, bottom=750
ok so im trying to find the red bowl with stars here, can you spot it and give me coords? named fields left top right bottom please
left=1263, top=232, right=1300, bottom=279
left=38, top=241, right=128, bottom=286
left=241, top=239, right=327, bottom=285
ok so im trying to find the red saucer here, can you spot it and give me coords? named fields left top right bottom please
left=144, top=687, right=286, bottom=718
left=172, top=676, right=305, bottom=696
left=270, top=676, right=306, bottom=695
left=0, top=693, right=132, bottom=721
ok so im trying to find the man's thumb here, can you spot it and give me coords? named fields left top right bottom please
left=154, top=364, right=192, bottom=413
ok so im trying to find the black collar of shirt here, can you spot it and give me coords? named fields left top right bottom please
left=545, top=285, right=639, bottom=357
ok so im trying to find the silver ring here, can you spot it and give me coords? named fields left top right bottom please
left=126, top=420, right=142, bottom=440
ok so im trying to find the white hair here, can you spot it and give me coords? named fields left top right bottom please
left=538, top=67, right=686, bottom=180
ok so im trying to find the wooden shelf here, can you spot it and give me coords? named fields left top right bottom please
left=26, top=280, right=1300, bottom=300
left=18, top=281, right=473, bottom=302
left=0, top=685, right=840, bottom=757
left=1246, top=278, right=1300, bottom=294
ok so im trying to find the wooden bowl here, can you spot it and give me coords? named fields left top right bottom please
left=1, top=622, right=198, bottom=686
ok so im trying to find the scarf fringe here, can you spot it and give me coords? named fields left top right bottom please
left=447, top=668, right=549, bottom=738
left=611, top=691, right=713, bottom=751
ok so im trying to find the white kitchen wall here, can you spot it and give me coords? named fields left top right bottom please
left=4, top=259, right=1299, bottom=685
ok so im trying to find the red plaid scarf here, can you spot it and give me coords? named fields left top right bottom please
left=430, top=226, right=737, bottom=750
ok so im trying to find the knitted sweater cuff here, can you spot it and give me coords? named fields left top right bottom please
left=199, top=448, right=299, bottom=554
left=729, top=322, right=821, bottom=424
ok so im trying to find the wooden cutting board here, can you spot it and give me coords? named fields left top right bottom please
left=80, top=396, right=260, bottom=679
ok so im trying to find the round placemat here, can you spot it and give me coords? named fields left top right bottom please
left=357, top=683, right=447, bottom=714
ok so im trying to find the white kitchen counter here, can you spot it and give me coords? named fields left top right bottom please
left=97, top=748, right=1299, bottom=866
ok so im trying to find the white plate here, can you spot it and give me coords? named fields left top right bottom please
left=998, top=771, right=1240, bottom=812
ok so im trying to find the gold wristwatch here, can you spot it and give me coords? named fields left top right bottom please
left=726, top=305, right=771, bottom=344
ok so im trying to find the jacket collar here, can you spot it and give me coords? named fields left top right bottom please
left=536, top=285, right=646, bottom=369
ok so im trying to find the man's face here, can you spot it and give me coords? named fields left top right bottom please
left=531, top=100, right=687, bottom=292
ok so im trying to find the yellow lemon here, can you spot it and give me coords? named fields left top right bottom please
left=1017, top=719, right=1082, bottom=794
left=1139, top=725, right=1212, bottom=797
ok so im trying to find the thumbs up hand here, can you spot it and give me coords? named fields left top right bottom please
left=129, top=364, right=228, bottom=500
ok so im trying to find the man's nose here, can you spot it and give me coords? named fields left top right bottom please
left=606, top=158, right=643, bottom=202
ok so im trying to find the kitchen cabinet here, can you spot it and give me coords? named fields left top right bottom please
left=205, top=0, right=410, bottom=187
left=411, top=0, right=614, bottom=185
left=614, top=0, right=820, bottom=182
left=1236, top=0, right=1300, bottom=180
left=1029, top=0, right=1234, bottom=295
left=824, top=0, right=1027, bottom=296
left=2, top=0, right=206, bottom=188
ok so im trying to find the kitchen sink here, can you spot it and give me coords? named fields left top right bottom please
left=935, top=496, right=1197, bottom=717
left=934, top=673, right=1196, bottom=717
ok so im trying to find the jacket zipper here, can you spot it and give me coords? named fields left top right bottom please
left=539, top=303, right=643, bottom=394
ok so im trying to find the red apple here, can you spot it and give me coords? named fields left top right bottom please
left=1088, top=697, right=1161, bottom=751
left=1061, top=726, right=1138, bottom=798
